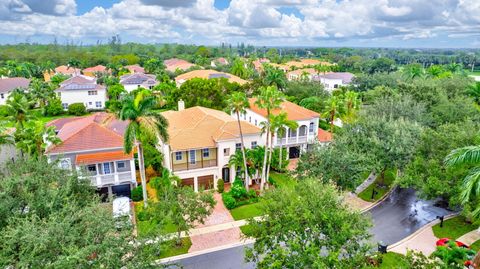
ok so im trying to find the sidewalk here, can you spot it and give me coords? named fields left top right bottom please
left=457, top=229, right=480, bottom=246
left=344, top=192, right=373, bottom=212
left=389, top=226, right=438, bottom=256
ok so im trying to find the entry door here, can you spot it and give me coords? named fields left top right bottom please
left=289, top=146, right=300, bottom=159
left=222, top=167, right=230, bottom=183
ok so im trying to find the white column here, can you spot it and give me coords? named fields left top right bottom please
left=295, top=128, right=299, bottom=143
left=194, top=176, right=198, bottom=192
left=113, top=162, right=119, bottom=184
left=129, top=159, right=136, bottom=184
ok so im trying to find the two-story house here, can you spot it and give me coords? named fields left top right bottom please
left=313, top=72, right=355, bottom=92
left=46, top=113, right=137, bottom=198
left=160, top=103, right=262, bottom=191
left=56, top=75, right=107, bottom=110
left=242, top=98, right=320, bottom=159
left=120, top=73, right=158, bottom=92
left=0, top=77, right=30, bottom=105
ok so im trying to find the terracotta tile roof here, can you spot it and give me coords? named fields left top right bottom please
left=46, top=113, right=128, bottom=154
left=286, top=68, right=317, bottom=77
left=248, top=98, right=320, bottom=121
left=252, top=58, right=270, bottom=70
left=161, top=106, right=261, bottom=151
left=317, top=128, right=333, bottom=143
left=83, top=65, right=108, bottom=73
left=175, top=69, right=247, bottom=85
left=0, top=77, right=30, bottom=93
left=55, top=65, right=81, bottom=75
left=164, top=58, right=195, bottom=72
left=271, top=59, right=334, bottom=71
left=125, top=64, right=145, bottom=73
left=76, top=150, right=133, bottom=165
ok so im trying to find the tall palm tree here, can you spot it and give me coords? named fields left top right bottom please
left=30, top=78, right=55, bottom=114
left=5, top=91, right=35, bottom=129
left=255, top=86, right=284, bottom=190
left=467, top=82, right=480, bottom=105
left=247, top=145, right=265, bottom=182
left=67, top=59, right=81, bottom=75
left=444, top=145, right=480, bottom=212
left=269, top=112, right=298, bottom=171
left=343, top=90, right=360, bottom=123
left=226, top=92, right=250, bottom=191
left=403, top=64, right=424, bottom=80
left=263, top=67, right=287, bottom=90
left=119, top=90, right=169, bottom=208
left=15, top=121, right=60, bottom=159
left=314, top=64, right=331, bottom=75
left=322, top=95, right=343, bottom=133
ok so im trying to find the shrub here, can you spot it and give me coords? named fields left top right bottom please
left=44, top=98, right=64, bottom=116
left=222, top=192, right=236, bottom=209
left=0, top=105, right=8, bottom=117
left=217, top=179, right=224, bottom=193
left=137, top=209, right=150, bottom=221
left=230, top=180, right=248, bottom=199
left=67, top=103, right=86, bottom=116
left=248, top=189, right=258, bottom=199
left=131, top=185, right=143, bottom=202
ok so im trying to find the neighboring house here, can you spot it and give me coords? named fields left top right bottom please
left=313, top=72, right=355, bottom=92
left=83, top=65, right=110, bottom=77
left=175, top=69, right=247, bottom=87
left=164, top=58, right=195, bottom=73
left=317, top=128, right=333, bottom=145
left=160, top=103, right=262, bottom=191
left=210, top=57, right=229, bottom=67
left=56, top=75, right=107, bottom=110
left=46, top=113, right=136, bottom=198
left=286, top=68, right=317, bottom=81
left=43, top=65, right=81, bottom=81
left=124, top=64, right=145, bottom=74
left=0, top=77, right=30, bottom=105
left=120, top=73, right=158, bottom=92
left=243, top=98, right=320, bottom=159
left=252, top=58, right=270, bottom=71
left=271, top=59, right=333, bottom=72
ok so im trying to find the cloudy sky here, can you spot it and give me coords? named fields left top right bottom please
left=0, top=0, right=479, bottom=48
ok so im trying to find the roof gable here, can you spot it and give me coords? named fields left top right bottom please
left=248, top=98, right=320, bottom=121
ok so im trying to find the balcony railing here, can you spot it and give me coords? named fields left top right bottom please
left=89, top=171, right=133, bottom=186
left=173, top=159, right=217, bottom=172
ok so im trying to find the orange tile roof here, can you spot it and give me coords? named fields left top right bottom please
left=83, top=65, right=108, bottom=73
left=175, top=69, right=247, bottom=85
left=317, top=128, right=333, bottom=142
left=248, top=98, right=320, bottom=121
left=161, top=106, right=261, bottom=151
left=164, top=58, right=195, bottom=72
left=286, top=68, right=317, bottom=77
left=76, top=150, right=133, bottom=165
left=55, top=65, right=81, bottom=75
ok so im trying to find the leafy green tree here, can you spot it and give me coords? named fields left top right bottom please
left=5, top=91, right=35, bottom=129
left=144, top=58, right=165, bottom=74
left=322, top=95, right=344, bottom=132
left=245, top=179, right=372, bottom=268
left=467, top=82, right=480, bottom=105
left=284, top=80, right=329, bottom=104
left=119, top=90, right=169, bottom=208
left=230, top=58, right=250, bottom=79
left=67, top=58, right=81, bottom=73
left=269, top=112, right=298, bottom=172
left=44, top=97, right=64, bottom=116
left=403, top=63, right=424, bottom=80
left=67, top=103, right=87, bottom=116
left=226, top=92, right=250, bottom=190
left=0, top=159, right=161, bottom=268
left=14, top=121, right=60, bottom=158
left=30, top=78, right=55, bottom=114
left=263, top=66, right=287, bottom=90
left=106, top=84, right=127, bottom=112
left=255, top=86, right=284, bottom=190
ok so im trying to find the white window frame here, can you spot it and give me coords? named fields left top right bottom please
left=117, top=161, right=126, bottom=169
left=251, top=141, right=257, bottom=149
left=189, top=150, right=196, bottom=164
left=235, top=143, right=241, bottom=151
left=88, top=90, right=98, bottom=95
left=175, top=152, right=182, bottom=161
left=103, top=162, right=112, bottom=174
left=202, top=148, right=209, bottom=158
left=95, top=101, right=102, bottom=108
left=59, top=158, right=71, bottom=170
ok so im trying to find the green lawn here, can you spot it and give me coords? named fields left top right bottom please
left=159, top=237, right=192, bottom=259
left=230, top=203, right=263, bottom=221
left=240, top=224, right=255, bottom=237
left=378, top=252, right=409, bottom=269
left=135, top=202, right=179, bottom=238
left=270, top=172, right=297, bottom=190
left=470, top=240, right=480, bottom=251
left=432, top=216, right=477, bottom=240
left=358, top=168, right=396, bottom=202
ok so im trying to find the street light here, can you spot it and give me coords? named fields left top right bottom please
left=378, top=242, right=388, bottom=254
left=371, top=187, right=378, bottom=200
left=436, top=215, right=444, bottom=228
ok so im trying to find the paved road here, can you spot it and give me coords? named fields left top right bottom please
left=167, top=187, right=451, bottom=269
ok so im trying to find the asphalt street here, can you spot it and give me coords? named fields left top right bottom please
left=167, top=187, right=452, bottom=269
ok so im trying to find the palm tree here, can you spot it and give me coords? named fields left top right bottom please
left=322, top=95, right=343, bottom=133
left=30, top=78, right=55, bottom=114
left=343, top=90, right=361, bottom=123
left=255, top=86, right=284, bottom=190
left=226, top=92, right=250, bottom=191
left=230, top=58, right=248, bottom=79
left=247, top=145, right=265, bottom=183
left=269, top=112, right=298, bottom=172
left=67, top=59, right=81, bottom=75
left=467, top=82, right=480, bottom=105
left=314, top=64, right=331, bottom=75
left=119, top=91, right=169, bottom=208
left=15, top=121, right=60, bottom=159
left=263, top=67, right=287, bottom=90
left=426, top=65, right=445, bottom=78
left=403, top=63, right=424, bottom=80
left=444, top=145, right=480, bottom=213
left=5, top=91, right=35, bottom=129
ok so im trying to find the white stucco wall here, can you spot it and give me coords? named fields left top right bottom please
left=0, top=91, right=11, bottom=105
left=58, top=88, right=107, bottom=110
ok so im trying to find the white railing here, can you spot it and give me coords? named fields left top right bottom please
left=90, top=171, right=134, bottom=186
left=276, top=138, right=287, bottom=145
left=288, top=137, right=297, bottom=143
left=118, top=171, right=133, bottom=182
left=298, top=136, right=307, bottom=143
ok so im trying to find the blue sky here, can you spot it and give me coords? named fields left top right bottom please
left=0, top=0, right=479, bottom=48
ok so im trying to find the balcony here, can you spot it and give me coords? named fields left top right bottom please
left=173, top=159, right=217, bottom=172
left=89, top=171, right=133, bottom=186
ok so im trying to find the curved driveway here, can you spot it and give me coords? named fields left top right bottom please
left=168, top=187, right=452, bottom=269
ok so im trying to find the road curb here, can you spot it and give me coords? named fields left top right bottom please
left=360, top=186, right=397, bottom=213
left=387, top=213, right=458, bottom=251
left=157, top=238, right=255, bottom=264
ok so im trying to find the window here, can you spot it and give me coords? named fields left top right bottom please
left=254, top=119, right=257, bottom=126
left=59, top=158, right=71, bottom=170
left=103, top=162, right=111, bottom=174
left=334, top=84, right=338, bottom=88
left=235, top=143, right=242, bottom=151
left=117, top=161, right=126, bottom=169
left=88, top=102, right=92, bottom=105
left=189, top=150, right=196, bottom=164
left=223, top=148, right=230, bottom=156
left=88, top=90, right=98, bottom=95
left=202, top=148, right=209, bottom=158
left=95, top=101, right=102, bottom=108
left=87, top=164, right=97, bottom=175
left=251, top=141, right=257, bottom=149
left=249, top=116, right=251, bottom=122
left=62, top=103, right=68, bottom=110
left=309, top=122, right=314, bottom=133
left=57, top=92, right=61, bottom=98
left=0, top=93, right=3, bottom=99
left=175, top=152, right=182, bottom=161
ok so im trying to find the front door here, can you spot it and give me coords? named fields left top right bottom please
left=222, top=167, right=230, bottom=183
left=289, top=146, right=300, bottom=159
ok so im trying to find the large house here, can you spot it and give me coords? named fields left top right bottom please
left=0, top=77, right=30, bottom=105
left=159, top=103, right=262, bottom=191
left=56, top=75, right=107, bottom=110
left=46, top=113, right=136, bottom=198
left=313, top=72, right=355, bottom=92
left=175, top=70, right=247, bottom=87
left=83, top=65, right=110, bottom=77
left=124, top=64, right=145, bottom=74
left=242, top=99, right=320, bottom=159
left=286, top=68, right=317, bottom=81
left=164, top=58, right=195, bottom=73
left=43, top=65, right=81, bottom=81
left=120, top=73, right=158, bottom=92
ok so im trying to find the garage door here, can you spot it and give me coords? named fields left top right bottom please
left=198, top=175, right=214, bottom=190
left=181, top=178, right=194, bottom=188
left=112, top=184, right=132, bottom=198
left=96, top=187, right=109, bottom=202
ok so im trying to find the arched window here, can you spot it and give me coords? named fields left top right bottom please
left=299, top=125, right=307, bottom=136
left=309, top=122, right=314, bottom=133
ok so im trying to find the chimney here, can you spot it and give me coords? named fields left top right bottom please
left=178, top=100, right=185, bottom=111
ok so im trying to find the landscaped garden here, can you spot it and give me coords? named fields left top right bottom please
left=432, top=215, right=477, bottom=240
left=358, top=168, right=397, bottom=202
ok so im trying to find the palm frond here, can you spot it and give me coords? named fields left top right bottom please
left=444, top=146, right=480, bottom=167
left=460, top=167, right=480, bottom=204
left=123, top=122, right=138, bottom=154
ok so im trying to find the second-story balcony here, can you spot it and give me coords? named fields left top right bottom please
left=172, top=148, right=217, bottom=172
